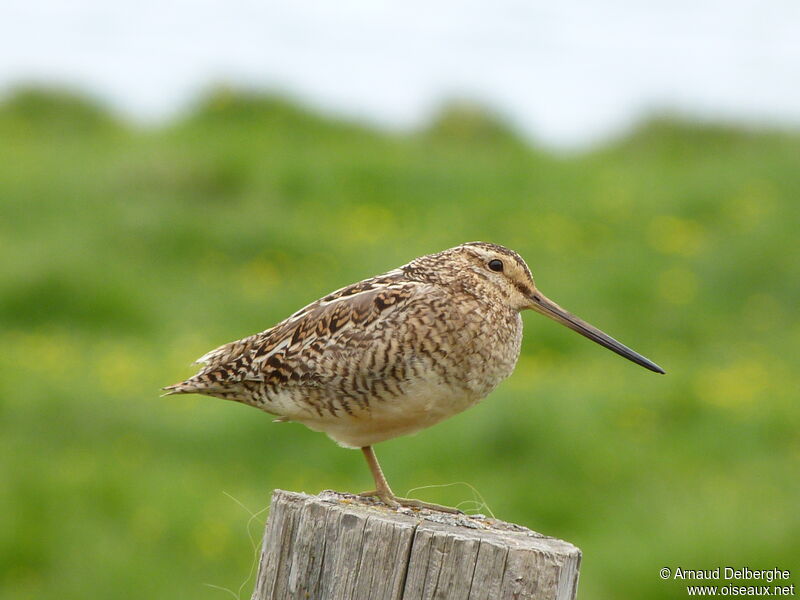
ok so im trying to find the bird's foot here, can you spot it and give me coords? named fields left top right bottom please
left=393, top=496, right=463, bottom=514
left=357, top=489, right=399, bottom=508
left=357, top=490, right=462, bottom=514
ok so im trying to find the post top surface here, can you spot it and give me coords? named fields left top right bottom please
left=273, top=489, right=581, bottom=558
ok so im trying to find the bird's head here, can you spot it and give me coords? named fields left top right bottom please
left=451, top=241, right=665, bottom=374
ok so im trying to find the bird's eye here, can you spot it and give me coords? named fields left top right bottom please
left=488, top=259, right=504, bottom=272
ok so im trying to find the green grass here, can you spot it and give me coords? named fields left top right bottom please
left=0, top=87, right=798, bottom=599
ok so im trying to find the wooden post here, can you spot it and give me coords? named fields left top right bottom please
left=251, top=490, right=581, bottom=600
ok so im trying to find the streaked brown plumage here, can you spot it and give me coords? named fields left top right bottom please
left=165, top=242, right=663, bottom=511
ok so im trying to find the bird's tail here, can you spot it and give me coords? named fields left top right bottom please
left=161, top=374, right=250, bottom=404
left=161, top=374, right=222, bottom=397
left=161, top=381, right=195, bottom=397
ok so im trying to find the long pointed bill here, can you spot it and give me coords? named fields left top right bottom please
left=530, top=292, right=665, bottom=374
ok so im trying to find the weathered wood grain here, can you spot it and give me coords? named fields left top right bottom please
left=252, top=490, right=581, bottom=600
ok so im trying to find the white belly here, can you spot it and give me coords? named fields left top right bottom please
left=294, top=377, right=484, bottom=448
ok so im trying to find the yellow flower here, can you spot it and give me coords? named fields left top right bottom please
left=647, top=215, right=705, bottom=257
left=694, top=360, right=770, bottom=414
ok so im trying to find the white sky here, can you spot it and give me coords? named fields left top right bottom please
left=1, top=0, right=799, bottom=148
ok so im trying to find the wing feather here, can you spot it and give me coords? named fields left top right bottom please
left=163, top=275, right=425, bottom=397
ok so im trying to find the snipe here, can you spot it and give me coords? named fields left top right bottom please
left=164, top=242, right=664, bottom=512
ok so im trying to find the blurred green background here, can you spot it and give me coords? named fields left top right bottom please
left=0, top=87, right=798, bottom=599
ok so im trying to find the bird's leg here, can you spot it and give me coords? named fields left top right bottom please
left=358, top=446, right=462, bottom=514
left=359, top=446, right=399, bottom=507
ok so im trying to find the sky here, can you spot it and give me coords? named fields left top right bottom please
left=1, top=0, right=799, bottom=148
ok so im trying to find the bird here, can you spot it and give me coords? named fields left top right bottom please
left=163, top=242, right=664, bottom=512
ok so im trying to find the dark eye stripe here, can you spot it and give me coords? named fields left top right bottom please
left=515, top=282, right=532, bottom=297
left=488, top=259, right=504, bottom=272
